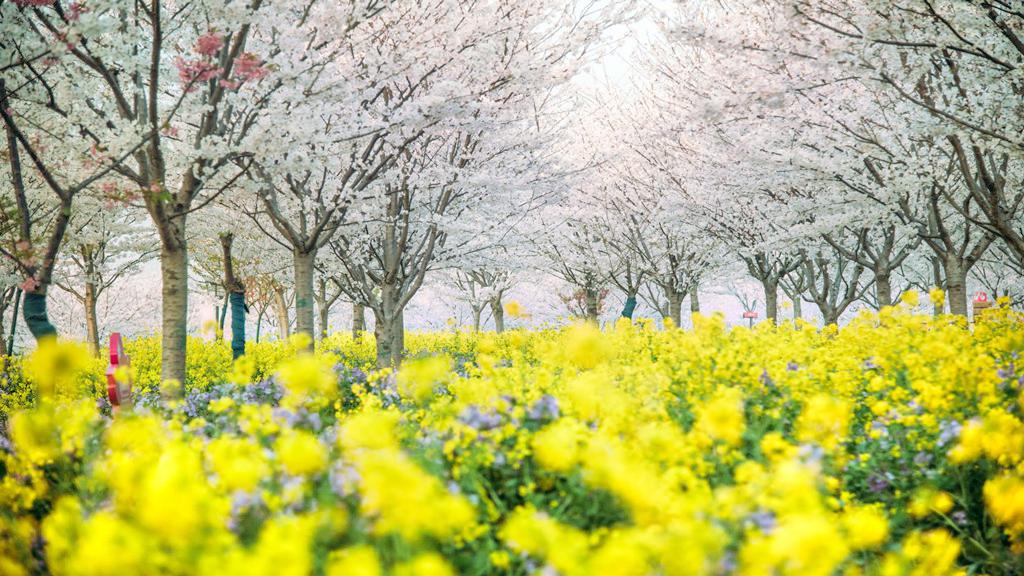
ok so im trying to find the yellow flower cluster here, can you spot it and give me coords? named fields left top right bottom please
left=0, top=296, right=1022, bottom=574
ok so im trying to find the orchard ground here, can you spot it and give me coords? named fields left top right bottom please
left=1, top=294, right=1023, bottom=575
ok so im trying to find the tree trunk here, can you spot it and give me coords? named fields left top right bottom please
left=317, top=282, right=330, bottom=341
left=229, top=292, right=246, bottom=359
left=84, top=282, right=100, bottom=356
left=161, top=242, right=189, bottom=385
left=490, top=298, right=505, bottom=332
left=374, top=279, right=408, bottom=368
left=293, top=249, right=316, bottom=346
left=374, top=315, right=387, bottom=366
left=318, top=306, right=329, bottom=340
left=666, top=289, right=683, bottom=327
left=22, top=286, right=57, bottom=343
left=272, top=286, right=290, bottom=340
left=373, top=304, right=404, bottom=368
left=621, top=294, right=637, bottom=320
left=823, top=309, right=839, bottom=326
left=471, top=305, right=483, bottom=332
left=944, top=256, right=968, bottom=317
left=352, top=302, right=365, bottom=339
left=689, top=286, right=700, bottom=316
left=931, top=256, right=944, bottom=316
left=221, top=232, right=245, bottom=358
left=792, top=297, right=802, bottom=320
left=584, top=286, right=599, bottom=323
left=875, top=269, right=893, bottom=309
left=255, top=308, right=264, bottom=343
left=218, top=293, right=229, bottom=338
left=391, top=307, right=404, bottom=364
left=763, top=278, right=779, bottom=323
left=7, top=288, right=21, bottom=355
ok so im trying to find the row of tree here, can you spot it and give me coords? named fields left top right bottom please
left=547, top=0, right=1022, bottom=328
left=2, top=0, right=1022, bottom=372
left=1, top=0, right=623, bottom=374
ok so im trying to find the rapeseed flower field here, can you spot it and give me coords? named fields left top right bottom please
left=1, top=297, right=1023, bottom=575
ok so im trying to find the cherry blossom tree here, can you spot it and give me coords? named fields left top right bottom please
left=52, top=197, right=154, bottom=355
left=1, top=0, right=388, bottom=380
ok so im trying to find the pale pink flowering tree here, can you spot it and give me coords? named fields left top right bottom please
left=1, top=0, right=383, bottom=379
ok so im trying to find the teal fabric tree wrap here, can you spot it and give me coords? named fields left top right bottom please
left=230, top=291, right=246, bottom=359
left=23, top=292, right=57, bottom=341
left=621, top=296, right=637, bottom=319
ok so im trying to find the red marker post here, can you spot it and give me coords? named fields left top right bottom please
left=973, top=291, right=993, bottom=320
left=105, top=333, right=133, bottom=410
left=742, top=310, right=758, bottom=328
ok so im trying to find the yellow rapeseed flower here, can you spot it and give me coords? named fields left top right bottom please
left=326, top=546, right=381, bottom=576
left=532, top=419, right=584, bottom=472
left=23, top=340, right=92, bottom=398
left=275, top=429, right=328, bottom=476
left=394, top=552, right=454, bottom=576
left=695, top=387, right=745, bottom=447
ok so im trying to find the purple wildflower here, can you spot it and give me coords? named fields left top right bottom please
left=867, top=473, right=890, bottom=493
left=798, top=444, right=825, bottom=465
left=748, top=510, right=776, bottom=534
left=937, top=420, right=962, bottom=447
left=527, top=395, right=560, bottom=421
left=459, top=405, right=503, bottom=430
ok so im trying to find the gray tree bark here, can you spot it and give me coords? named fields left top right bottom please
left=763, top=278, right=779, bottom=323
left=293, top=249, right=316, bottom=346
left=353, top=302, right=366, bottom=338
left=875, top=268, right=893, bottom=308
left=667, top=289, right=683, bottom=327
left=584, top=286, right=600, bottom=323
left=944, top=256, right=968, bottom=317
left=84, top=281, right=99, bottom=357
left=374, top=302, right=404, bottom=368
left=489, top=298, right=505, bottom=332
left=160, top=239, right=189, bottom=385
left=471, top=305, right=483, bottom=332
left=318, top=300, right=330, bottom=340
left=272, top=286, right=290, bottom=340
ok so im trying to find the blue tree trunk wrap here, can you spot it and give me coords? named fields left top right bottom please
left=23, top=292, right=57, bottom=341
left=230, top=291, right=246, bottom=359
left=621, top=296, right=637, bottom=319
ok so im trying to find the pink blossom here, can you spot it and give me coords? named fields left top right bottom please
left=68, top=2, right=88, bottom=21
left=15, top=240, right=31, bottom=253
left=174, top=57, right=222, bottom=91
left=233, top=53, right=269, bottom=82
left=218, top=78, right=240, bottom=90
left=54, top=31, right=76, bottom=51
left=149, top=182, right=162, bottom=193
left=195, top=32, right=224, bottom=57
left=19, top=277, right=40, bottom=292
left=101, top=181, right=118, bottom=194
